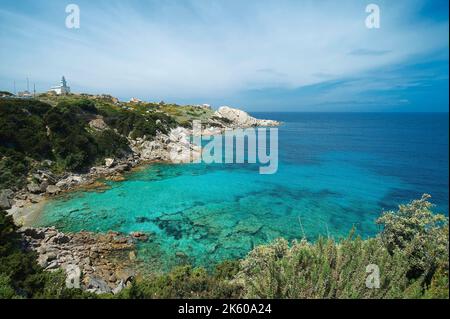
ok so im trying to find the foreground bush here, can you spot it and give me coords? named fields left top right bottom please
left=377, top=194, right=448, bottom=281
left=116, top=262, right=241, bottom=299
left=237, top=195, right=448, bottom=299
left=1, top=195, right=448, bottom=299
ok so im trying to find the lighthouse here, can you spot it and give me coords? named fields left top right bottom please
left=49, top=76, right=71, bottom=95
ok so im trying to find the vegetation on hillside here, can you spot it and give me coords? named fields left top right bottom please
left=0, top=208, right=94, bottom=298
left=0, top=98, right=124, bottom=188
left=0, top=96, right=192, bottom=190
left=1, top=94, right=448, bottom=299
left=160, top=104, right=214, bottom=127
left=1, top=195, right=447, bottom=299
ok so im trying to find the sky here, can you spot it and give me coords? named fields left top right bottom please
left=0, top=0, right=448, bottom=112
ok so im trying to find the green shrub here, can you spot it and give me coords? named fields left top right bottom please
left=0, top=273, right=16, bottom=299
left=0, top=150, right=30, bottom=190
left=377, top=194, right=449, bottom=281
left=116, top=263, right=241, bottom=299
left=105, top=111, right=176, bottom=140
left=0, top=99, right=52, bottom=159
left=92, top=129, right=131, bottom=159
left=236, top=196, right=448, bottom=299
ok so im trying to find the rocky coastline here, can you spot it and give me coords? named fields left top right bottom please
left=2, top=106, right=280, bottom=294
left=21, top=226, right=145, bottom=294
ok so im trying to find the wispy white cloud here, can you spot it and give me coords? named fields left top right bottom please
left=0, top=0, right=448, bottom=107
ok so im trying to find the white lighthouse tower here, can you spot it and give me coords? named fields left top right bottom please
left=49, top=76, right=71, bottom=95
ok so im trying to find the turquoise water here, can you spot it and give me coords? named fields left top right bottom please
left=34, top=113, right=449, bottom=271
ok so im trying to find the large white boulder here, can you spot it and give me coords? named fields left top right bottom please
left=130, top=127, right=200, bottom=163
left=214, top=106, right=280, bottom=128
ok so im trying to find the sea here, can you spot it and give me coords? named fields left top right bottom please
left=33, top=112, right=449, bottom=271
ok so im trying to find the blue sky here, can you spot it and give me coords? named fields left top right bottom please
left=0, top=0, right=448, bottom=111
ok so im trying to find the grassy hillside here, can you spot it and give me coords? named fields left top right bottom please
left=37, top=93, right=214, bottom=125
left=0, top=94, right=212, bottom=190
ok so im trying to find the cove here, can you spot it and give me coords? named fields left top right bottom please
left=33, top=113, right=449, bottom=271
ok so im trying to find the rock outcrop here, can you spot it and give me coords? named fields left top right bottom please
left=88, top=117, right=108, bottom=131
left=0, top=189, right=14, bottom=209
left=27, top=183, right=41, bottom=194
left=46, top=185, right=61, bottom=195
left=130, top=127, right=201, bottom=163
left=21, top=227, right=137, bottom=294
left=214, top=106, right=280, bottom=128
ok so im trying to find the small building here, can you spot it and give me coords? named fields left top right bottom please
left=49, top=76, right=71, bottom=95
left=17, top=90, right=33, bottom=98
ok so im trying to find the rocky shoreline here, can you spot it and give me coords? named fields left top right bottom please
left=21, top=226, right=145, bottom=294
left=3, top=125, right=201, bottom=220
left=2, top=106, right=280, bottom=294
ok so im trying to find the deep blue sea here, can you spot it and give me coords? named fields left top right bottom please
left=34, top=112, right=449, bottom=271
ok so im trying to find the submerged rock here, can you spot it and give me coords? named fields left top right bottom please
left=130, top=231, right=149, bottom=242
left=135, top=216, right=151, bottom=223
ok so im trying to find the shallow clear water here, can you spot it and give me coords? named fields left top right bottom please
left=34, top=113, right=449, bottom=271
